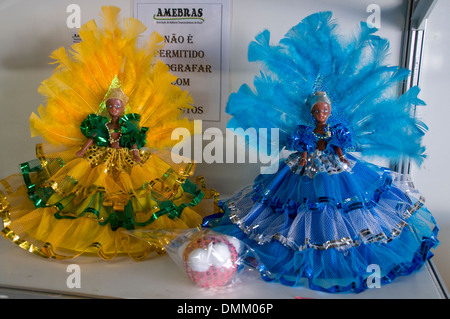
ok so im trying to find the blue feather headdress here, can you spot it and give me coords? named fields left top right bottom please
left=226, top=11, right=426, bottom=165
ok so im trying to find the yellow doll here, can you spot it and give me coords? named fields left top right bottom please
left=0, top=6, right=217, bottom=260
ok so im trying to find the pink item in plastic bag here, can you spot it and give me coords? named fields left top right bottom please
left=183, top=235, right=238, bottom=288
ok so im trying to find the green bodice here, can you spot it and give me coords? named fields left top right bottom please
left=80, top=113, right=148, bottom=149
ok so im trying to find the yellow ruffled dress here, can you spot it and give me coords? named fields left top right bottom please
left=0, top=6, right=217, bottom=260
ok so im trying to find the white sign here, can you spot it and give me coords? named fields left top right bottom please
left=134, top=0, right=230, bottom=123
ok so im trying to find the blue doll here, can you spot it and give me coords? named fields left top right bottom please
left=212, top=12, right=439, bottom=293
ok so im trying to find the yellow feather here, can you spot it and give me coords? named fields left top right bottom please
left=32, top=5, right=196, bottom=151
left=123, top=17, right=147, bottom=41
left=49, top=47, right=73, bottom=72
left=100, top=6, right=121, bottom=35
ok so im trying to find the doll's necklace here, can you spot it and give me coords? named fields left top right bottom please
left=313, top=124, right=331, bottom=139
left=106, top=122, right=122, bottom=144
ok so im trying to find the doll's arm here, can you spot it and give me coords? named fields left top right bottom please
left=78, top=114, right=108, bottom=157
left=333, top=146, right=350, bottom=165
left=76, top=138, right=94, bottom=157
left=287, top=125, right=311, bottom=166
left=132, top=143, right=142, bottom=163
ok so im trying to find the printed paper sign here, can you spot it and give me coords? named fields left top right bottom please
left=134, top=0, right=230, bottom=123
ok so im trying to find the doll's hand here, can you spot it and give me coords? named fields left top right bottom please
left=133, top=150, right=142, bottom=163
left=339, top=156, right=350, bottom=165
left=76, top=138, right=93, bottom=158
left=299, top=158, right=308, bottom=166
left=76, top=150, right=85, bottom=157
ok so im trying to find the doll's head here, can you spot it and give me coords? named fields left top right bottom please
left=310, top=91, right=331, bottom=125
left=106, top=98, right=125, bottom=118
left=97, top=76, right=130, bottom=117
left=311, top=102, right=331, bottom=125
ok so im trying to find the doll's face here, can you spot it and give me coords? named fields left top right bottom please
left=106, top=98, right=125, bottom=118
left=311, top=102, right=331, bottom=125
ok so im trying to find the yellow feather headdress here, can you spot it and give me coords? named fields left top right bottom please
left=30, top=5, right=194, bottom=150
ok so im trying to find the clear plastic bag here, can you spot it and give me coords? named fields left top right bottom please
left=128, top=227, right=261, bottom=289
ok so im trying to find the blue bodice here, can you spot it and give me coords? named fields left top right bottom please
left=286, top=123, right=353, bottom=154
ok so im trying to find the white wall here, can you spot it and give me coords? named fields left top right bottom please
left=0, top=0, right=448, bottom=292
left=410, top=0, right=450, bottom=291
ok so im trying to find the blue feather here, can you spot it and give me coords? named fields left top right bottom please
left=226, top=11, right=427, bottom=164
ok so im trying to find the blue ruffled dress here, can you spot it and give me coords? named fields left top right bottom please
left=213, top=123, right=439, bottom=293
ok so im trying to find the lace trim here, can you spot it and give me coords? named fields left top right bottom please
left=226, top=196, right=425, bottom=251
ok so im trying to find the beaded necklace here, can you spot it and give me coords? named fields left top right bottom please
left=106, top=122, right=122, bottom=144
left=312, top=124, right=331, bottom=140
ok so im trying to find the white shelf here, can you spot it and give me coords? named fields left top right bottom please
left=0, top=237, right=447, bottom=299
